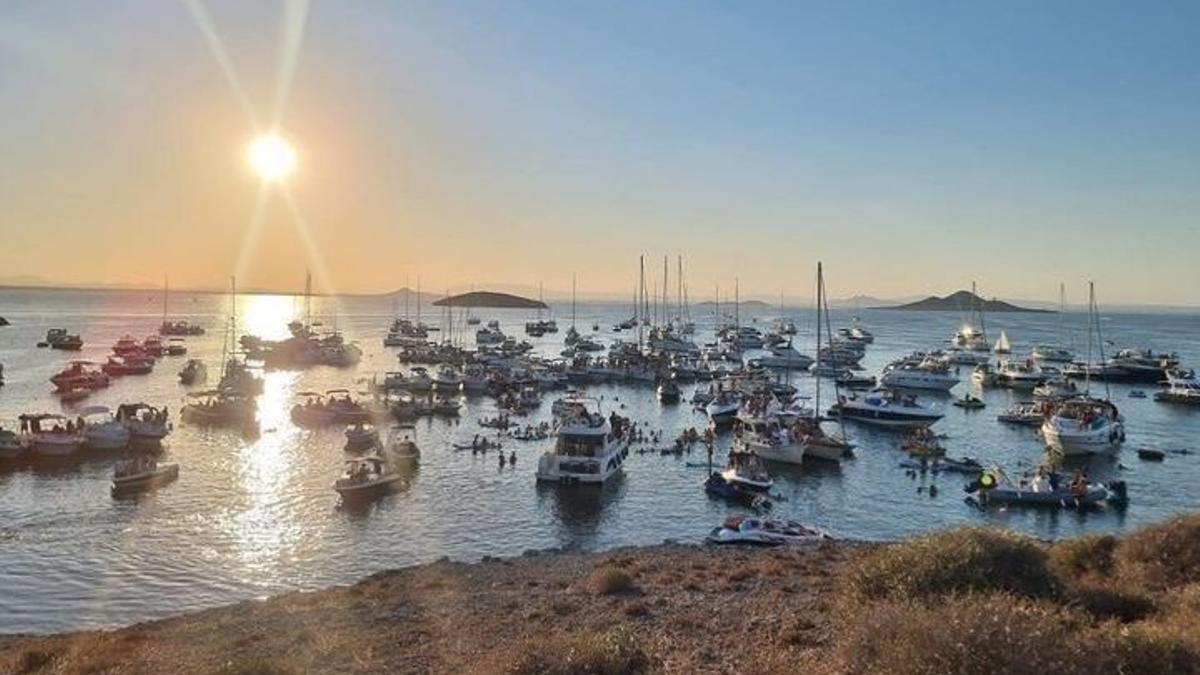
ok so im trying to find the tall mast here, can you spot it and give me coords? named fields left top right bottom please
left=676, top=255, right=683, bottom=323
left=735, top=278, right=740, bottom=329
left=571, top=273, right=577, bottom=330
left=637, top=255, right=645, bottom=350
left=814, top=265, right=822, bottom=415
left=404, top=275, right=410, bottom=321
left=416, top=276, right=421, bottom=327
left=162, top=274, right=168, bottom=325
left=1085, top=282, right=1094, bottom=396
left=304, top=270, right=312, bottom=328
left=662, top=255, right=668, bottom=328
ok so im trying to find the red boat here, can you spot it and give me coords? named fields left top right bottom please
left=50, top=361, right=110, bottom=392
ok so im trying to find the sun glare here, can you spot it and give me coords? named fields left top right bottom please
left=247, top=133, right=297, bottom=182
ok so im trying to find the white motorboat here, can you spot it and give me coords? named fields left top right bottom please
left=334, top=456, right=403, bottom=498
left=831, top=389, right=943, bottom=429
left=115, top=403, right=171, bottom=441
left=79, top=406, right=131, bottom=450
left=880, top=357, right=959, bottom=392
left=1042, top=397, right=1124, bottom=456
left=433, top=366, right=464, bottom=394
left=707, top=516, right=832, bottom=546
left=383, top=425, right=420, bottom=464
left=1033, top=376, right=1078, bottom=401
left=112, top=458, right=179, bottom=494
left=705, top=389, right=742, bottom=426
left=995, top=360, right=1046, bottom=391
left=756, top=343, right=814, bottom=370
left=940, top=348, right=991, bottom=366
left=344, top=423, right=380, bottom=452
left=720, top=450, right=773, bottom=491
left=1032, top=344, right=1075, bottom=363
left=181, top=390, right=257, bottom=428
left=1155, top=369, right=1200, bottom=405
left=19, top=413, right=85, bottom=456
left=535, top=398, right=628, bottom=484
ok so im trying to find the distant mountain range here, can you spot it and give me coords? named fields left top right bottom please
left=432, top=291, right=547, bottom=309
left=695, top=300, right=773, bottom=309
left=875, top=290, right=1052, bottom=313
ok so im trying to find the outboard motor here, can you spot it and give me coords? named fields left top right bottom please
left=1106, top=480, right=1129, bottom=505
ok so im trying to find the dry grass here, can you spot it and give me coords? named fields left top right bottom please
left=485, top=626, right=657, bottom=675
left=589, top=567, right=638, bottom=596
left=1048, top=533, right=1118, bottom=581
left=1115, top=514, right=1200, bottom=590
left=837, top=527, right=1058, bottom=610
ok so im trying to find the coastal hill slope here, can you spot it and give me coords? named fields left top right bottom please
left=4, top=513, right=1199, bottom=673
left=432, top=290, right=547, bottom=309
left=874, top=290, right=1051, bottom=313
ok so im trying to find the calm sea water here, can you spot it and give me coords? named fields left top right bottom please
left=1, top=288, right=1198, bottom=634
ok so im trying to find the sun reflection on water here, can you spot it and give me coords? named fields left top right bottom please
left=238, top=294, right=298, bottom=341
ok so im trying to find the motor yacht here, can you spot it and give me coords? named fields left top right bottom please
left=181, top=390, right=257, bottom=428
left=1155, top=369, right=1200, bottom=405
left=705, top=389, right=742, bottom=427
left=79, top=406, right=131, bottom=450
left=383, top=425, right=420, bottom=464
left=830, top=389, right=943, bottom=429
left=535, top=398, right=628, bottom=484
left=50, top=361, right=110, bottom=392
left=45, top=328, right=84, bottom=351
left=1041, top=397, right=1124, bottom=456
left=344, top=423, right=381, bottom=452
left=103, top=355, right=154, bottom=376
left=334, top=456, right=402, bottom=499
left=1031, top=344, right=1075, bottom=362
left=756, top=343, right=814, bottom=370
left=880, top=357, right=959, bottom=392
left=995, top=360, right=1047, bottom=391
left=112, top=335, right=141, bottom=356
left=112, top=457, right=179, bottom=495
left=115, top=403, right=171, bottom=441
left=19, top=413, right=85, bottom=457
left=720, top=450, right=773, bottom=491
left=433, top=366, right=464, bottom=394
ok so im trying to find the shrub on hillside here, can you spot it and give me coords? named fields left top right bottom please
left=488, top=626, right=657, bottom=675
left=1116, top=514, right=1200, bottom=590
left=1049, top=533, right=1118, bottom=581
left=838, top=527, right=1058, bottom=609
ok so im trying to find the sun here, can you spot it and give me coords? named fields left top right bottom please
left=247, top=133, right=297, bottom=182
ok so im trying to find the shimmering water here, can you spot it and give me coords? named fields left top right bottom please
left=1, top=288, right=1198, bottom=634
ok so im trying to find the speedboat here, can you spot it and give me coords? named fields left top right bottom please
left=721, top=450, right=773, bottom=491
left=966, top=466, right=1127, bottom=509
left=880, top=357, right=959, bottom=392
left=50, top=361, right=110, bottom=392
left=382, top=425, right=420, bottom=464
left=703, top=472, right=769, bottom=509
left=181, top=390, right=257, bottom=428
left=102, top=355, right=154, bottom=376
left=79, top=406, right=131, bottom=450
left=830, top=389, right=943, bottom=429
left=836, top=371, right=876, bottom=389
left=112, top=335, right=141, bottom=356
left=996, top=401, right=1052, bottom=427
left=115, top=403, right=171, bottom=441
left=952, top=394, right=986, bottom=410
left=1031, top=345, right=1075, bottom=363
left=756, top=343, right=814, bottom=370
left=535, top=398, right=628, bottom=484
left=141, top=335, right=165, bottom=357
left=19, top=413, right=85, bottom=457
left=0, top=426, right=27, bottom=459
left=706, top=516, right=832, bottom=546
left=1155, top=369, right=1200, bottom=405
left=334, top=456, right=402, bottom=499
left=178, top=359, right=207, bottom=385
left=112, top=458, right=179, bottom=495
left=45, top=328, right=83, bottom=351
left=656, top=379, right=682, bottom=404
left=705, top=389, right=742, bottom=427
left=344, top=423, right=380, bottom=452
left=1041, top=397, right=1124, bottom=456
left=165, top=338, right=187, bottom=356
left=433, top=366, right=464, bottom=394
left=1033, top=376, right=1078, bottom=401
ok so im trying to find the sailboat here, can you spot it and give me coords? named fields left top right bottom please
left=1041, top=282, right=1124, bottom=456
left=1032, top=284, right=1075, bottom=362
left=993, top=330, right=1011, bottom=355
left=565, top=274, right=580, bottom=346
left=158, top=275, right=204, bottom=336
left=951, top=281, right=989, bottom=351
left=745, top=262, right=854, bottom=464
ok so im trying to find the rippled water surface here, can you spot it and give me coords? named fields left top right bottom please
left=1, top=288, right=1198, bottom=634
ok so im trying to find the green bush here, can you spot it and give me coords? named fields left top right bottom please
left=838, top=527, right=1058, bottom=609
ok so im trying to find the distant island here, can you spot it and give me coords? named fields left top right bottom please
left=874, top=290, right=1051, bottom=313
left=433, top=291, right=548, bottom=309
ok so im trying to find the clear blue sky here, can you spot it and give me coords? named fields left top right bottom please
left=1, top=1, right=1197, bottom=304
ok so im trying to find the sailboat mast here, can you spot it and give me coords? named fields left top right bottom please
left=162, top=274, right=168, bottom=325
left=404, top=275, right=410, bottom=321
left=571, top=273, right=577, bottom=330
left=735, top=278, right=740, bottom=329
left=416, top=277, right=421, bottom=327
left=1085, top=282, right=1094, bottom=396
left=677, top=255, right=683, bottom=323
left=637, top=256, right=645, bottom=350
left=814, top=265, right=822, bottom=414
